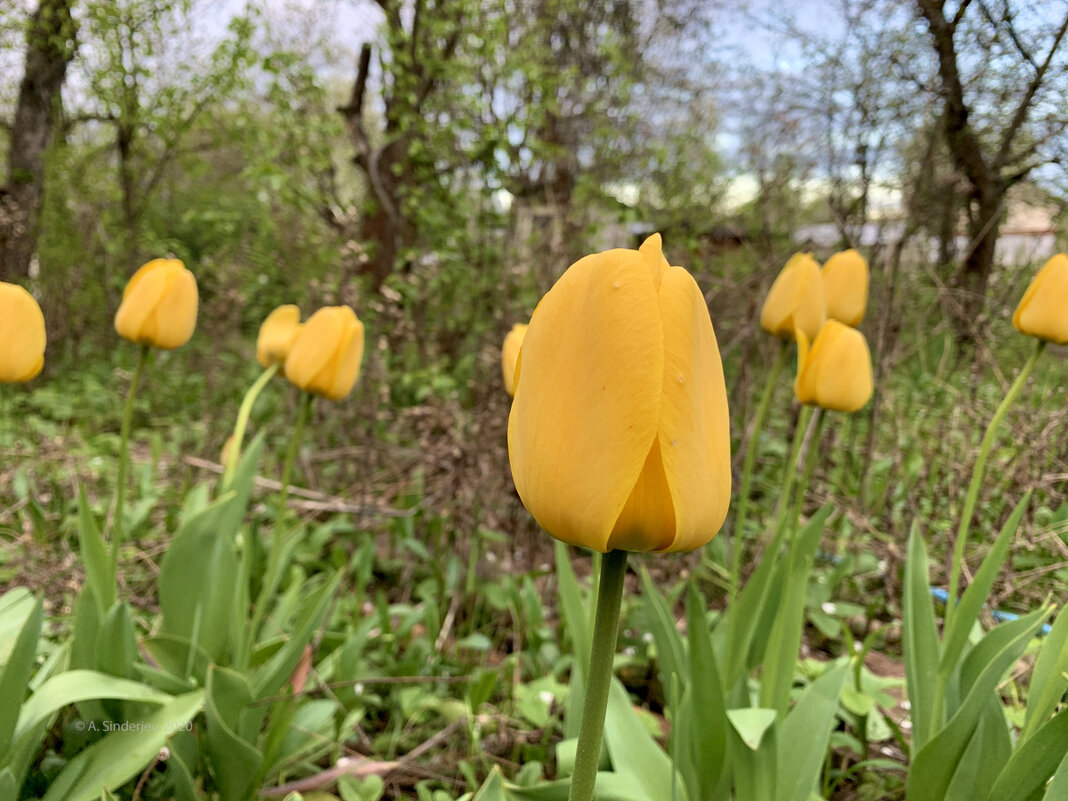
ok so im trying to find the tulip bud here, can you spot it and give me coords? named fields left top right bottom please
left=760, top=253, right=827, bottom=342
left=501, top=323, right=528, bottom=397
left=0, top=282, right=46, bottom=383
left=508, top=234, right=731, bottom=554
left=285, top=306, right=365, bottom=401
left=795, top=320, right=873, bottom=412
left=822, top=249, right=869, bottom=326
left=1013, top=253, right=1068, bottom=345
left=257, top=305, right=303, bottom=368
left=114, top=259, right=198, bottom=350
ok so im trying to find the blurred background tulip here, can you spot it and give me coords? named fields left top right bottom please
left=114, top=258, right=198, bottom=349
left=822, top=248, right=869, bottom=326
left=795, top=320, right=873, bottom=412
left=0, top=282, right=46, bottom=383
left=760, top=252, right=827, bottom=341
left=508, top=234, right=731, bottom=554
left=501, top=322, right=527, bottom=397
left=1013, top=253, right=1068, bottom=345
left=257, top=304, right=303, bottom=367
left=285, top=305, right=365, bottom=401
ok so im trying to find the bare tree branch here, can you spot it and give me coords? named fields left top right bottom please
left=993, top=10, right=1068, bottom=171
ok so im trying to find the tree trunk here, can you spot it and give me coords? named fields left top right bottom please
left=0, top=0, right=76, bottom=282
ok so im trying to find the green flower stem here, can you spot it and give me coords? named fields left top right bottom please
left=110, top=344, right=150, bottom=573
left=790, top=408, right=826, bottom=528
left=248, top=391, right=312, bottom=649
left=944, top=338, right=1045, bottom=626
left=772, top=404, right=815, bottom=540
left=730, top=340, right=789, bottom=603
left=222, top=362, right=279, bottom=491
left=568, top=548, right=628, bottom=801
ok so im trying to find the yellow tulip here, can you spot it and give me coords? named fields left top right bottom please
left=760, top=253, right=826, bottom=341
left=822, top=249, right=869, bottom=326
left=795, top=320, right=873, bottom=412
left=0, top=282, right=46, bottom=383
left=501, top=323, right=528, bottom=397
left=257, top=305, right=303, bottom=367
left=1013, top=253, right=1068, bottom=345
left=285, top=306, right=365, bottom=401
left=508, top=233, right=731, bottom=553
left=114, top=259, right=198, bottom=349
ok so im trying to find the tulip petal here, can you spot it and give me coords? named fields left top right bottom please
left=0, top=283, right=46, bottom=383
left=287, top=309, right=345, bottom=393
left=653, top=266, right=732, bottom=552
left=149, top=266, right=198, bottom=349
left=115, top=263, right=171, bottom=343
left=639, top=233, right=669, bottom=289
left=608, top=440, right=676, bottom=551
left=1014, top=254, right=1068, bottom=345
left=326, top=318, right=365, bottom=401
left=508, top=249, right=664, bottom=552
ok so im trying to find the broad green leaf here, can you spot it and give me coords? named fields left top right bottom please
left=759, top=508, right=828, bottom=716
left=96, top=603, right=137, bottom=680
left=14, top=670, right=171, bottom=743
left=158, top=492, right=241, bottom=662
left=603, top=678, right=688, bottom=801
left=0, top=589, right=36, bottom=665
left=684, top=585, right=727, bottom=798
left=945, top=695, right=1010, bottom=801
left=1023, top=604, right=1068, bottom=741
left=205, top=666, right=262, bottom=801
left=502, top=772, right=658, bottom=801
left=987, top=705, right=1068, bottom=801
left=77, top=485, right=115, bottom=613
left=903, top=523, right=940, bottom=751
left=640, top=568, right=688, bottom=698
left=940, top=494, right=1029, bottom=682
left=907, top=609, right=1048, bottom=801
left=253, top=571, right=342, bottom=699
left=0, top=597, right=42, bottom=758
left=1043, top=749, right=1068, bottom=801
left=727, top=708, right=777, bottom=751
left=555, top=542, right=587, bottom=739
left=42, top=690, right=204, bottom=801
left=778, top=661, right=849, bottom=801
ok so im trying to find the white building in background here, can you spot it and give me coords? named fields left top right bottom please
left=794, top=199, right=1062, bottom=267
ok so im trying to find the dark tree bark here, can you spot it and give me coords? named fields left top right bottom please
left=916, top=0, right=1068, bottom=328
left=0, top=0, right=77, bottom=282
left=340, top=1, right=463, bottom=293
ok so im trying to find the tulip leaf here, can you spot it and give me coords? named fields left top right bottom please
left=253, top=570, right=341, bottom=699
left=941, top=493, right=1030, bottom=683
left=903, top=523, right=940, bottom=752
left=41, top=690, right=204, bottom=801
left=76, top=484, right=115, bottom=613
left=728, top=709, right=778, bottom=801
left=603, top=678, right=688, bottom=801
left=777, top=660, right=849, bottom=801
left=640, top=567, right=688, bottom=698
left=1042, top=749, right=1068, bottom=801
left=554, top=542, right=588, bottom=739
left=0, top=596, right=42, bottom=759
left=727, top=708, right=777, bottom=751
left=759, top=505, right=829, bottom=717
left=1022, top=602, right=1068, bottom=742
left=96, top=602, right=137, bottom=680
left=985, top=705, right=1068, bottom=801
left=907, top=608, right=1048, bottom=801
left=13, top=670, right=171, bottom=744
left=944, top=694, right=1011, bottom=801
left=684, top=585, right=727, bottom=799
left=205, top=666, right=262, bottom=801
left=158, top=492, right=241, bottom=663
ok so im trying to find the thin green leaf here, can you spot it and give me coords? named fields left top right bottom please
left=778, top=661, right=849, bottom=801
left=77, top=485, right=115, bottom=612
left=0, top=597, right=42, bottom=759
left=903, top=523, right=940, bottom=751
left=1023, top=604, right=1068, bottom=741
left=987, top=705, right=1068, bottom=801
